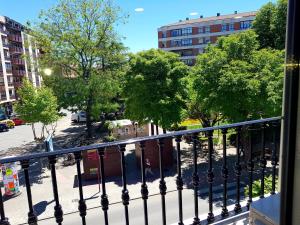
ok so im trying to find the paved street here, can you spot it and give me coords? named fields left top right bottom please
left=39, top=189, right=212, bottom=225
left=0, top=111, right=80, bottom=151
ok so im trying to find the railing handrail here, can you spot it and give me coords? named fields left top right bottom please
left=0, top=116, right=282, bottom=164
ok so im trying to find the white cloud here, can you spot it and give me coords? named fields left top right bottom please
left=135, top=8, right=144, bottom=13
left=189, top=12, right=198, bottom=16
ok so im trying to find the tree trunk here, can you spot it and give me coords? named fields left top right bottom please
left=156, top=124, right=159, bottom=135
left=86, top=94, right=93, bottom=138
left=31, top=123, right=37, bottom=140
left=163, top=128, right=167, bottom=134
left=150, top=123, right=154, bottom=136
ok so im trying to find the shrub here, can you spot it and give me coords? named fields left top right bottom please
left=103, top=135, right=116, bottom=142
left=169, top=123, right=187, bottom=131
left=244, top=175, right=278, bottom=197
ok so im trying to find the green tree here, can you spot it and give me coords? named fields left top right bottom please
left=15, top=79, right=59, bottom=140
left=32, top=0, right=127, bottom=137
left=252, top=0, right=287, bottom=50
left=191, top=30, right=284, bottom=123
left=124, top=49, right=189, bottom=132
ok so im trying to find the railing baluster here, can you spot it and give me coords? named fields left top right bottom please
left=234, top=127, right=242, bottom=213
left=21, top=160, right=38, bottom=225
left=74, top=152, right=87, bottom=225
left=119, top=145, right=130, bottom=225
left=221, top=129, right=229, bottom=218
left=260, top=124, right=267, bottom=199
left=247, top=127, right=254, bottom=210
left=139, top=141, right=149, bottom=225
left=158, top=139, right=167, bottom=225
left=48, top=156, right=63, bottom=225
left=98, top=148, right=109, bottom=225
left=271, top=122, right=279, bottom=194
left=0, top=170, right=10, bottom=225
left=207, top=130, right=215, bottom=223
left=192, top=133, right=200, bottom=225
left=175, top=136, right=184, bottom=225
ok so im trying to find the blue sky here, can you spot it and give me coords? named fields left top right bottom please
left=0, top=0, right=274, bottom=53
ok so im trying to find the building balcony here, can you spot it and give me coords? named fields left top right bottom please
left=0, top=93, right=7, bottom=101
left=2, top=41, right=10, bottom=48
left=4, top=55, right=10, bottom=61
left=12, top=69, right=26, bottom=76
left=7, top=81, right=14, bottom=86
left=8, top=34, right=22, bottom=43
left=5, top=69, right=12, bottom=74
left=11, top=58, right=25, bottom=65
left=0, top=27, right=8, bottom=35
left=9, top=46, right=23, bottom=55
left=0, top=117, right=281, bottom=225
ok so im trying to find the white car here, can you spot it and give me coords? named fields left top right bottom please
left=71, top=112, right=86, bottom=123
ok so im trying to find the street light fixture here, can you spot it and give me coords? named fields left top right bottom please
left=44, top=68, right=52, bottom=76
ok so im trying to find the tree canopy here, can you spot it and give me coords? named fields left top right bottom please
left=190, top=30, right=284, bottom=123
left=15, top=79, right=59, bottom=140
left=123, top=49, right=189, bottom=130
left=32, top=0, right=127, bottom=137
left=252, top=0, right=287, bottom=50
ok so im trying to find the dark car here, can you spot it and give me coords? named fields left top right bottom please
left=0, top=123, right=9, bottom=132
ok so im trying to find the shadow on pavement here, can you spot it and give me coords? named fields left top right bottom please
left=34, top=200, right=55, bottom=216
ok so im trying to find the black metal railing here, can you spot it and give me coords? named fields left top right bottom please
left=0, top=117, right=281, bottom=225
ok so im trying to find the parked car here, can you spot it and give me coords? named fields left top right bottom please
left=0, top=119, right=15, bottom=129
left=10, top=114, right=25, bottom=126
left=71, top=112, right=86, bottom=123
left=12, top=117, right=25, bottom=126
left=0, top=123, right=9, bottom=132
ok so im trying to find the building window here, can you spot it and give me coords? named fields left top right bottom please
left=5, top=63, right=12, bottom=71
left=240, top=20, right=252, bottom=30
left=199, top=48, right=204, bottom=54
left=182, top=59, right=193, bottom=66
left=181, top=38, right=192, bottom=46
left=162, top=31, right=167, bottom=38
left=205, top=26, right=210, bottom=33
left=181, top=50, right=193, bottom=56
left=199, top=37, right=204, bottom=44
left=182, top=27, right=192, bottom=36
left=222, top=24, right=228, bottom=32
left=171, top=39, right=182, bottom=47
left=198, top=26, right=204, bottom=33
left=229, top=23, right=234, bottom=31
left=171, top=29, right=181, bottom=37
left=205, top=37, right=210, bottom=44
left=161, top=41, right=166, bottom=48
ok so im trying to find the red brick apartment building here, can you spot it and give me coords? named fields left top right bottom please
left=158, top=11, right=256, bottom=66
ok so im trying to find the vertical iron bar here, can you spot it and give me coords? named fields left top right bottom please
left=279, top=0, right=299, bottom=223
left=207, top=130, right=215, bottom=223
left=192, top=133, right=200, bottom=225
left=271, top=122, right=278, bottom=194
left=98, top=148, right=109, bottom=225
left=247, top=127, right=254, bottom=210
left=139, top=141, right=149, bottom=225
left=0, top=183, right=9, bottom=225
left=74, top=152, right=87, bottom=225
left=48, top=156, right=63, bottom=225
left=158, top=139, right=167, bottom=225
left=175, top=136, right=184, bottom=225
left=119, top=145, right=130, bottom=225
left=260, top=123, right=267, bottom=199
left=221, top=129, right=229, bottom=218
left=21, top=160, right=38, bottom=225
left=234, top=127, right=242, bottom=213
